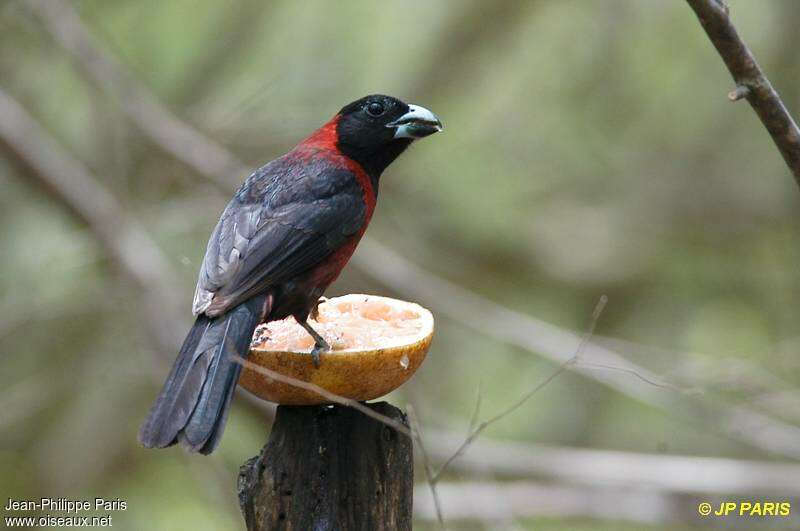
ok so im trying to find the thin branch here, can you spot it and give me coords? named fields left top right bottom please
left=575, top=362, right=685, bottom=391
left=0, top=86, right=184, bottom=351
left=686, top=0, right=800, bottom=186
left=467, top=380, right=483, bottom=435
left=595, top=335, right=800, bottom=415
left=0, top=87, right=275, bottom=418
left=354, top=239, right=800, bottom=461
left=406, top=404, right=444, bottom=529
left=29, top=0, right=800, bottom=461
left=423, top=428, right=800, bottom=496
left=22, top=0, right=249, bottom=188
left=414, top=480, right=681, bottom=526
left=431, top=296, right=607, bottom=484
left=231, top=355, right=411, bottom=437
left=727, top=84, right=750, bottom=102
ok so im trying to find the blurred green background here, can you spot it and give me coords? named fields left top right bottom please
left=2, top=0, right=800, bottom=529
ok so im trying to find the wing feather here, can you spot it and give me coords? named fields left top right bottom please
left=192, top=158, right=366, bottom=316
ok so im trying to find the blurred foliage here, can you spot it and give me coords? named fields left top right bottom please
left=1, top=0, right=799, bottom=529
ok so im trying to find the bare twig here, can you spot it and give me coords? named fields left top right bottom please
left=727, top=84, right=750, bottom=102
left=22, top=0, right=249, bottom=188
left=0, top=87, right=276, bottom=418
left=431, top=296, right=607, bottom=484
left=467, top=380, right=483, bottom=435
left=423, top=428, right=800, bottom=496
left=407, top=404, right=444, bottom=529
left=0, top=86, right=184, bottom=350
left=686, top=0, right=800, bottom=186
left=355, top=240, right=800, bottom=461
left=414, top=480, right=680, bottom=526
left=29, top=0, right=800, bottom=461
left=596, top=335, right=800, bottom=417
left=231, top=355, right=411, bottom=437
left=575, top=362, right=684, bottom=391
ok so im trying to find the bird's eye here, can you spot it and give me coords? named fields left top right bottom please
left=366, top=102, right=385, bottom=117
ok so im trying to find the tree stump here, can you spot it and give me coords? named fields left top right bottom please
left=238, top=402, right=413, bottom=531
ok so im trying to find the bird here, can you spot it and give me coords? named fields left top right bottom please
left=139, top=94, right=442, bottom=454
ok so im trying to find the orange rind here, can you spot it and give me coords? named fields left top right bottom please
left=239, top=294, right=433, bottom=405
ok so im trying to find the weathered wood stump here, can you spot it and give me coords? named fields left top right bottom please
left=238, top=402, right=413, bottom=531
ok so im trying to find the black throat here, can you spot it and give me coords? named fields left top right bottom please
left=336, top=138, right=413, bottom=194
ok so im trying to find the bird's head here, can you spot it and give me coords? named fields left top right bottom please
left=334, top=94, right=442, bottom=178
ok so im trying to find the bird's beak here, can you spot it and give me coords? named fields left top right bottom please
left=387, top=104, right=443, bottom=139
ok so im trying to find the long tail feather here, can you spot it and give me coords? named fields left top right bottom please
left=138, top=294, right=268, bottom=454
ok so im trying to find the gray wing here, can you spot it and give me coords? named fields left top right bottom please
left=192, top=161, right=366, bottom=317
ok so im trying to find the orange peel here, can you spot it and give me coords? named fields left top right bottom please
left=239, top=294, right=433, bottom=405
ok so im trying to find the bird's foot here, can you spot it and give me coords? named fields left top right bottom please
left=310, top=338, right=330, bottom=368
left=296, top=316, right=330, bottom=368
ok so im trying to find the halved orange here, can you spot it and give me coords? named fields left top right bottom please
left=239, top=294, right=434, bottom=405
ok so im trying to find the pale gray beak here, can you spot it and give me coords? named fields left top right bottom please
left=387, top=104, right=443, bottom=139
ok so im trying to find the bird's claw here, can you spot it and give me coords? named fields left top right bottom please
left=311, top=334, right=330, bottom=368
left=297, top=315, right=329, bottom=368
left=310, top=343, right=327, bottom=368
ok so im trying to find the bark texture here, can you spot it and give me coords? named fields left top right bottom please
left=238, top=402, right=412, bottom=531
left=686, top=0, right=800, bottom=186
